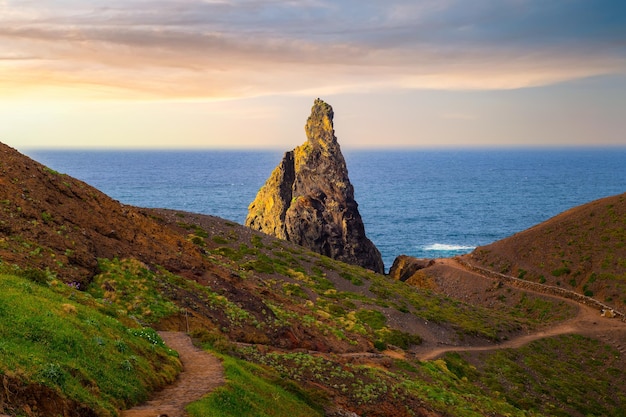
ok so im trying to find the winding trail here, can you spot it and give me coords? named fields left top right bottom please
left=417, top=303, right=598, bottom=361
left=414, top=258, right=626, bottom=361
left=120, top=260, right=626, bottom=414
left=121, top=332, right=225, bottom=417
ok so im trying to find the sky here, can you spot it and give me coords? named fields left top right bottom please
left=1, top=0, right=625, bottom=150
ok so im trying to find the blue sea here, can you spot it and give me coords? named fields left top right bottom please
left=26, top=149, right=626, bottom=271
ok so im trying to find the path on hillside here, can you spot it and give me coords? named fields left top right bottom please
left=121, top=332, right=224, bottom=417
left=414, top=258, right=626, bottom=361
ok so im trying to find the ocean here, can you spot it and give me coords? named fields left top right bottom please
left=26, top=148, right=626, bottom=271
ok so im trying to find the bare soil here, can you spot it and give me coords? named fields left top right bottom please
left=121, top=332, right=224, bottom=417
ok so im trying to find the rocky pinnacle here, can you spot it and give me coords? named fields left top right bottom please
left=246, top=98, right=384, bottom=273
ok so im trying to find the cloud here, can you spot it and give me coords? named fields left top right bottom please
left=1, top=0, right=625, bottom=100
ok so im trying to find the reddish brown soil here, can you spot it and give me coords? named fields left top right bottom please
left=470, top=192, right=626, bottom=304
left=0, top=143, right=207, bottom=285
left=121, top=332, right=224, bottom=417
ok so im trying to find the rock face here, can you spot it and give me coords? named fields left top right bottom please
left=246, top=99, right=384, bottom=273
left=389, top=255, right=435, bottom=282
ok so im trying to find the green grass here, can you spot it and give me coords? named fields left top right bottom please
left=186, top=355, right=324, bottom=417
left=0, top=271, right=181, bottom=416
left=466, top=334, right=626, bottom=416
left=236, top=348, right=398, bottom=407
left=234, top=345, right=529, bottom=416
left=10, top=246, right=575, bottom=415
left=89, top=258, right=262, bottom=331
left=355, top=309, right=386, bottom=330
left=208, top=236, right=573, bottom=343
left=0, top=226, right=580, bottom=416
left=254, top=334, right=624, bottom=417
left=88, top=258, right=181, bottom=324
left=0, top=238, right=613, bottom=417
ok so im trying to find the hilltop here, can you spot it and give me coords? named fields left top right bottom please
left=469, top=192, right=626, bottom=308
left=1, top=141, right=626, bottom=417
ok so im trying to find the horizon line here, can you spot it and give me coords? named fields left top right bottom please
left=19, top=144, right=626, bottom=152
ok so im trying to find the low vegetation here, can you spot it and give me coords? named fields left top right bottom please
left=447, top=334, right=626, bottom=416
left=193, top=331, right=626, bottom=416
left=1, top=144, right=625, bottom=416
left=2, top=205, right=620, bottom=416
left=203, top=233, right=570, bottom=345
left=0, top=264, right=181, bottom=416
left=186, top=355, right=325, bottom=417
left=472, top=193, right=626, bottom=308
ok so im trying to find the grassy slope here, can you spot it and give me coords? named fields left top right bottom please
left=0, top=265, right=181, bottom=416
left=4, top=210, right=622, bottom=416
left=447, top=334, right=626, bottom=417
left=1, top=142, right=625, bottom=416
left=83, top=227, right=624, bottom=417
left=3, top=217, right=625, bottom=416
left=186, top=355, right=325, bottom=417
left=165, top=213, right=626, bottom=417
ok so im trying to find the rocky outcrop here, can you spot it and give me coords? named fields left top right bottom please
left=245, top=99, right=384, bottom=273
left=389, top=255, right=435, bottom=282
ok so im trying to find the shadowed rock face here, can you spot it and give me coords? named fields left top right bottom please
left=246, top=99, right=384, bottom=273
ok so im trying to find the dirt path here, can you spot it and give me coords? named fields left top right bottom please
left=414, top=258, right=626, bottom=361
left=121, top=332, right=225, bottom=417
left=121, top=261, right=626, bottom=415
left=418, top=304, right=594, bottom=361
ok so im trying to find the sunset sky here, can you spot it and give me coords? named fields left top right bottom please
left=1, top=0, right=625, bottom=149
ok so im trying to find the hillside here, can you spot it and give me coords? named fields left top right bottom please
left=1, top=142, right=626, bottom=417
left=0, top=142, right=206, bottom=285
left=469, top=192, right=626, bottom=310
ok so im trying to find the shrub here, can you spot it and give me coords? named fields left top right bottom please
left=189, top=235, right=205, bottom=246
left=40, top=363, right=66, bottom=386
left=41, top=211, right=53, bottom=224
left=377, top=328, right=422, bottom=350
left=356, top=309, right=386, bottom=330
left=17, top=267, right=50, bottom=285
left=551, top=267, right=571, bottom=277
left=212, top=236, right=229, bottom=245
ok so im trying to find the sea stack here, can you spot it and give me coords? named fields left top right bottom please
left=245, top=98, right=384, bottom=273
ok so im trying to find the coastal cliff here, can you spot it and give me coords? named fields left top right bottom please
left=245, top=99, right=384, bottom=273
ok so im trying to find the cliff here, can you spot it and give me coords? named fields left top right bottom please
left=246, top=99, right=384, bottom=273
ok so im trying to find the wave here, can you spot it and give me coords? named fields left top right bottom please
left=423, top=243, right=476, bottom=252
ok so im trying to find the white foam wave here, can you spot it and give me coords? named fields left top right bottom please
left=423, top=243, right=476, bottom=251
